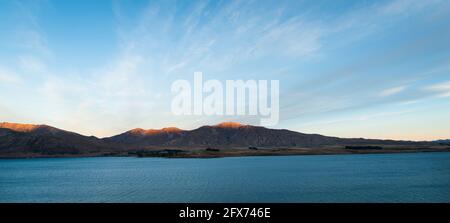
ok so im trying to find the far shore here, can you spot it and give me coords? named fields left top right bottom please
left=1, top=146, right=450, bottom=159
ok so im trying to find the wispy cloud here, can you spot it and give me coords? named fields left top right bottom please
left=378, top=86, right=407, bottom=97
left=297, top=110, right=415, bottom=128
left=1, top=0, right=449, bottom=139
left=425, top=81, right=450, bottom=98
left=426, top=81, right=450, bottom=91
left=380, top=0, right=444, bottom=15
left=12, top=1, right=51, bottom=56
left=18, top=55, right=46, bottom=73
left=0, top=67, right=22, bottom=84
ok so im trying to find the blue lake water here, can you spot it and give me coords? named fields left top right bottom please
left=1, top=152, right=449, bottom=203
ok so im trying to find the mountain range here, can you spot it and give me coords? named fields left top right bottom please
left=0, top=121, right=441, bottom=158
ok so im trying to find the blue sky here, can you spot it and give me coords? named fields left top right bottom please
left=0, top=0, right=449, bottom=140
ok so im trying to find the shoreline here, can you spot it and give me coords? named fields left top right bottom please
left=1, top=146, right=450, bottom=159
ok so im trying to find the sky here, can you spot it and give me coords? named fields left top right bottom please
left=0, top=0, right=450, bottom=140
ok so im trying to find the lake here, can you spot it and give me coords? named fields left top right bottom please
left=1, top=152, right=449, bottom=202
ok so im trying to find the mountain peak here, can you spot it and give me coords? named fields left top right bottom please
left=214, top=122, right=247, bottom=128
left=129, top=128, right=146, bottom=134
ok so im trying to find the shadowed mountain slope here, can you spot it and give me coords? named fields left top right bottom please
left=0, top=122, right=120, bottom=156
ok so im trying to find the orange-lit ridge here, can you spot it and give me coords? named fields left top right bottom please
left=0, top=122, right=44, bottom=132
left=213, top=122, right=247, bottom=128
left=127, top=122, right=248, bottom=135
left=129, top=127, right=184, bottom=135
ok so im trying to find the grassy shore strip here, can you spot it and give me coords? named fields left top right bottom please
left=1, top=146, right=450, bottom=159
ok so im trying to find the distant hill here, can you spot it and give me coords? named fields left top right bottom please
left=0, top=122, right=120, bottom=157
left=0, top=121, right=439, bottom=157
left=435, top=139, right=450, bottom=145
left=435, top=139, right=450, bottom=142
